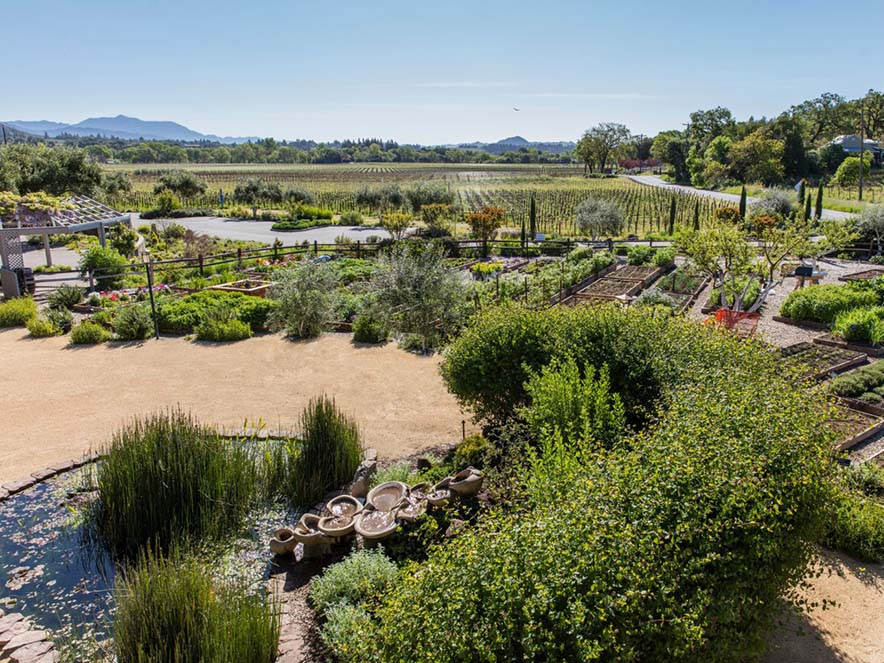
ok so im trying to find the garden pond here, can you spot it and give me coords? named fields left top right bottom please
left=0, top=466, right=295, bottom=657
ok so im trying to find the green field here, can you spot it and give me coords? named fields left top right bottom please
left=102, top=163, right=730, bottom=237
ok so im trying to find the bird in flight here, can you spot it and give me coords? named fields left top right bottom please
left=513, top=107, right=521, bottom=111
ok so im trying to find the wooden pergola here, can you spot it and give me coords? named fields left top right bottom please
left=0, top=196, right=131, bottom=270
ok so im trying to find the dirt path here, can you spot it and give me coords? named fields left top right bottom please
left=0, top=330, right=471, bottom=485
left=765, top=550, right=884, bottom=663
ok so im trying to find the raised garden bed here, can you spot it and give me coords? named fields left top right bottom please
left=839, top=269, right=884, bottom=282
left=209, top=279, right=271, bottom=297
left=828, top=404, right=884, bottom=451
left=611, top=264, right=662, bottom=287
left=574, top=276, right=644, bottom=302
left=813, top=333, right=884, bottom=358
left=771, top=315, right=831, bottom=331
left=836, top=396, right=884, bottom=417
left=550, top=263, right=617, bottom=306
left=777, top=342, right=867, bottom=380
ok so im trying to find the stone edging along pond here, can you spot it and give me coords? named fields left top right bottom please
left=0, top=453, right=99, bottom=503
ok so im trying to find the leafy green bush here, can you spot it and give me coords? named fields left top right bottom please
left=0, top=297, right=37, bottom=326
left=93, top=411, right=258, bottom=558
left=707, top=277, right=761, bottom=310
left=79, top=245, right=129, bottom=290
left=114, top=549, right=279, bottom=663
left=71, top=320, right=112, bottom=344
left=780, top=283, right=878, bottom=323
left=195, top=308, right=253, bottom=342
left=369, top=461, right=418, bottom=489
left=824, top=491, right=884, bottom=563
left=521, top=357, right=625, bottom=449
left=830, top=362, right=884, bottom=399
left=565, top=246, right=594, bottom=263
left=340, top=210, right=363, bottom=225
left=47, top=284, right=83, bottom=310
left=320, top=602, right=374, bottom=663
left=46, top=306, right=73, bottom=331
left=26, top=316, right=61, bottom=337
left=113, top=305, right=153, bottom=340
left=833, top=306, right=884, bottom=344
left=453, top=435, right=492, bottom=470
left=358, top=306, right=834, bottom=662
left=353, top=313, right=387, bottom=344
left=653, top=246, right=676, bottom=267
left=157, top=291, right=276, bottom=333
left=310, top=548, right=399, bottom=616
left=633, top=288, right=679, bottom=312
left=287, top=396, right=362, bottom=505
left=626, top=244, right=654, bottom=265
left=658, top=267, right=704, bottom=294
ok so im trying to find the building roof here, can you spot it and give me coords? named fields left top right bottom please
left=0, top=195, right=128, bottom=234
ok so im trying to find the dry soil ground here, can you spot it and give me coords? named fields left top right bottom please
left=0, top=330, right=470, bottom=485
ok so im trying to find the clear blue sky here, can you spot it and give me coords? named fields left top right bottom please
left=5, top=0, right=882, bottom=144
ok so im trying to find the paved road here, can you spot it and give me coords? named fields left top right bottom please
left=625, top=175, right=853, bottom=221
left=140, top=216, right=391, bottom=246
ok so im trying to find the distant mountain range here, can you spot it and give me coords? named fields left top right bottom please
left=3, top=116, right=574, bottom=153
left=3, top=115, right=260, bottom=144
left=454, top=136, right=576, bottom=155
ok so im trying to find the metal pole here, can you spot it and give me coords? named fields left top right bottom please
left=145, top=256, right=160, bottom=340
left=859, top=102, right=865, bottom=202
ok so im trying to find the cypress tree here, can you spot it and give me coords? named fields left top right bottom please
left=668, top=196, right=676, bottom=236
left=529, top=195, right=537, bottom=239
left=692, top=199, right=700, bottom=231
left=815, top=185, right=823, bottom=221
left=798, top=179, right=806, bottom=205
left=520, top=216, right=526, bottom=249
left=739, top=185, right=747, bottom=221
left=804, top=193, right=812, bottom=221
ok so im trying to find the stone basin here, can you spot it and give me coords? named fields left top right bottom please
left=318, top=513, right=356, bottom=537
left=354, top=509, right=398, bottom=540
left=326, top=494, right=363, bottom=518
left=269, top=527, right=297, bottom=556
left=291, top=513, right=333, bottom=546
left=367, top=481, right=409, bottom=512
left=449, top=467, right=484, bottom=497
left=427, top=477, right=452, bottom=507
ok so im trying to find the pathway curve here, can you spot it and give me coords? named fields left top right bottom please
left=625, top=175, right=853, bottom=221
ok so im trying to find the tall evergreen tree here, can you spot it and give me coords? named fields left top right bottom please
left=520, top=216, right=526, bottom=249
left=692, top=200, right=700, bottom=231
left=668, top=196, right=676, bottom=236
left=804, top=193, right=812, bottom=221
left=798, top=179, right=806, bottom=205
left=529, top=195, right=537, bottom=239
left=814, top=185, right=824, bottom=221
left=739, top=185, right=747, bottom=221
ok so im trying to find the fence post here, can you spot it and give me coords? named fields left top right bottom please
left=88, top=269, right=94, bottom=292
left=145, top=258, right=160, bottom=340
left=237, top=248, right=243, bottom=271
left=524, top=276, right=529, bottom=305
left=314, top=240, right=318, bottom=256
left=198, top=254, right=204, bottom=276
left=356, top=240, right=361, bottom=259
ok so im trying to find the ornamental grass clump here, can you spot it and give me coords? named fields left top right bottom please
left=93, top=411, right=258, bottom=558
left=114, top=549, right=279, bottom=663
left=288, top=396, right=362, bottom=505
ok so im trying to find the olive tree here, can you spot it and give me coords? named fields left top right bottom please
left=153, top=170, right=207, bottom=199
left=857, top=205, right=884, bottom=255
left=370, top=243, right=466, bottom=352
left=575, top=198, right=624, bottom=240
left=268, top=262, right=338, bottom=338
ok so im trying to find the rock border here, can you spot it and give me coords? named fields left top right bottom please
left=0, top=453, right=99, bottom=504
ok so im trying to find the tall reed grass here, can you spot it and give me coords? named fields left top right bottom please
left=93, top=410, right=258, bottom=558
left=287, top=396, right=363, bottom=505
left=114, top=548, right=279, bottom=663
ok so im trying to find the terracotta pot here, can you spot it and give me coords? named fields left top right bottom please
left=269, top=527, right=297, bottom=555
left=449, top=467, right=484, bottom=497
left=354, top=509, right=399, bottom=540
left=367, top=481, right=409, bottom=512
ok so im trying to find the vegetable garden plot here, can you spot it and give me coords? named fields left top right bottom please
left=610, top=264, right=662, bottom=286
left=839, top=269, right=884, bottom=282
left=574, top=277, right=644, bottom=301
left=828, top=404, right=884, bottom=451
left=778, top=342, right=867, bottom=380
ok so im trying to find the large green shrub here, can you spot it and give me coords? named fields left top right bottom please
left=79, top=245, right=129, bottom=290
left=0, top=297, right=37, bottom=326
left=287, top=396, right=362, bottom=505
left=156, top=290, right=275, bottom=333
left=93, top=411, right=258, bottom=558
left=71, top=320, right=112, bottom=344
left=113, top=305, right=153, bottom=340
left=833, top=306, right=884, bottom=344
left=195, top=308, right=252, bottom=342
left=47, top=284, right=83, bottom=310
left=114, top=550, right=279, bottom=663
left=356, top=306, right=835, bottom=662
left=26, top=315, right=61, bottom=337
left=268, top=262, right=338, bottom=339
left=780, top=283, right=877, bottom=323
left=352, top=313, right=387, bottom=344
left=310, top=548, right=399, bottom=617
left=319, top=602, right=374, bottom=663
left=824, top=491, right=884, bottom=563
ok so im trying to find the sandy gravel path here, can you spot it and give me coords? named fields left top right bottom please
left=0, top=331, right=469, bottom=485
